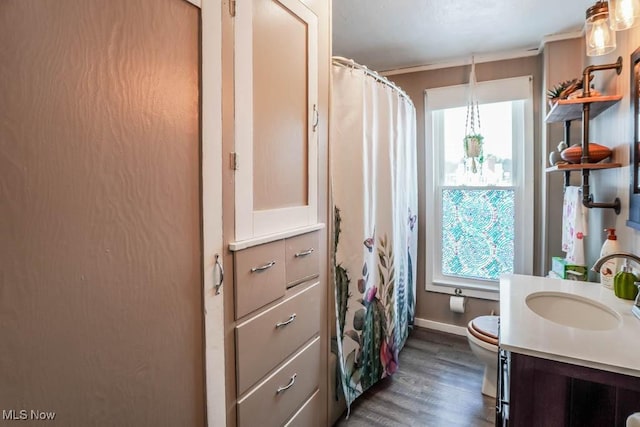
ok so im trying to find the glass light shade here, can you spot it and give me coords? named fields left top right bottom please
left=608, top=0, right=640, bottom=30
left=586, top=3, right=617, bottom=56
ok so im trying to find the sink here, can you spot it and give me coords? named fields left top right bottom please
left=526, top=291, right=622, bottom=331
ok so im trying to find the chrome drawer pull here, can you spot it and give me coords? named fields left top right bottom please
left=213, top=254, right=224, bottom=295
left=276, top=373, right=297, bottom=394
left=275, top=313, right=297, bottom=328
left=250, top=260, right=276, bottom=273
left=294, top=248, right=314, bottom=258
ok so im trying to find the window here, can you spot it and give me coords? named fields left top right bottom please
left=425, top=76, right=534, bottom=299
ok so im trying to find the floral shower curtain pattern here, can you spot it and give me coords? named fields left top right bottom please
left=330, top=59, right=418, bottom=412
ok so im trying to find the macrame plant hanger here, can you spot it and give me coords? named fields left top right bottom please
left=464, top=56, right=483, bottom=174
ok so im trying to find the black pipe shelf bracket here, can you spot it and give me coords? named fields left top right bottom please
left=544, top=56, right=624, bottom=215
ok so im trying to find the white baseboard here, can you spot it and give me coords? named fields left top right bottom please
left=414, top=317, right=467, bottom=337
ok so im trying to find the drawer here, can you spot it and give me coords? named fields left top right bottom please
left=237, top=337, right=320, bottom=427
left=284, top=389, right=321, bottom=427
left=285, top=232, right=320, bottom=286
left=234, top=239, right=286, bottom=319
left=236, top=282, right=321, bottom=395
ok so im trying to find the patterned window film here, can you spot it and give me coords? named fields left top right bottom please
left=441, top=188, right=515, bottom=281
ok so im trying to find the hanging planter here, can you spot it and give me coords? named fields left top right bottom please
left=464, top=57, right=484, bottom=174
left=463, top=133, right=483, bottom=158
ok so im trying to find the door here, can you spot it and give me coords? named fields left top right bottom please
left=233, top=0, right=319, bottom=241
left=0, top=0, right=221, bottom=425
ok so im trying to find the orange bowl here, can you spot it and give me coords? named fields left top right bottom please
left=560, top=143, right=612, bottom=164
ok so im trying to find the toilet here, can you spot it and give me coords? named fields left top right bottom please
left=466, top=315, right=499, bottom=398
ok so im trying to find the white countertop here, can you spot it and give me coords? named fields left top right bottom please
left=500, top=274, right=640, bottom=377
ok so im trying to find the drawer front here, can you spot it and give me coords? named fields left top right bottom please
left=236, top=282, right=321, bottom=395
left=235, top=239, right=286, bottom=319
left=237, top=337, right=320, bottom=427
left=285, top=232, right=319, bottom=286
left=284, top=389, right=321, bottom=427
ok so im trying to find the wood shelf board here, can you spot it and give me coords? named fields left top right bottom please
left=545, top=162, right=621, bottom=172
left=545, top=95, right=623, bottom=123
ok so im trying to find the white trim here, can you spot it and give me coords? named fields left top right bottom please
left=234, top=0, right=319, bottom=241
left=426, top=281, right=500, bottom=301
left=381, top=48, right=539, bottom=76
left=381, top=30, right=584, bottom=77
left=201, top=0, right=225, bottom=426
left=539, top=30, right=584, bottom=51
left=184, top=0, right=201, bottom=7
left=228, top=223, right=325, bottom=251
left=234, top=0, right=254, bottom=240
left=414, top=318, right=468, bottom=337
left=425, top=76, right=533, bottom=110
left=424, top=76, right=534, bottom=296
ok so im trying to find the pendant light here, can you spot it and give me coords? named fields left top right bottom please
left=608, top=0, right=640, bottom=30
left=586, top=1, right=617, bottom=57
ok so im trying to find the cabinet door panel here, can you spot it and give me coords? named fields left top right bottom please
left=234, top=0, right=318, bottom=240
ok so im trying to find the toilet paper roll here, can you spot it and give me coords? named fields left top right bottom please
left=449, top=295, right=466, bottom=313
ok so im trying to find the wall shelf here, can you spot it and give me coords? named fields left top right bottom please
left=544, top=58, right=623, bottom=214
left=545, top=162, right=621, bottom=172
left=546, top=95, right=623, bottom=123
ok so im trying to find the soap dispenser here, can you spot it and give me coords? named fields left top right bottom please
left=599, top=228, right=620, bottom=289
left=613, top=260, right=639, bottom=300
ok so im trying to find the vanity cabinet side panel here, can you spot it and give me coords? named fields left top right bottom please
left=569, top=379, right=616, bottom=427
left=509, top=353, right=570, bottom=427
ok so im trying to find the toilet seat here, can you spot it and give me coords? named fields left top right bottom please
left=467, top=315, right=499, bottom=346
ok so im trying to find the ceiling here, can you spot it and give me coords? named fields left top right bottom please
left=333, top=0, right=594, bottom=72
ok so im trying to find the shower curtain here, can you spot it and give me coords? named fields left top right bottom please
left=331, top=59, right=418, bottom=412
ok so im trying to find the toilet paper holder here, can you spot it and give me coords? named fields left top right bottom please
left=450, top=288, right=466, bottom=313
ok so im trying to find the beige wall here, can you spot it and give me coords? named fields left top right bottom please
left=390, top=56, right=542, bottom=326
left=542, top=38, right=585, bottom=274
left=0, top=1, right=204, bottom=425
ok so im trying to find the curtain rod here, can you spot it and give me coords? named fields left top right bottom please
left=332, top=56, right=414, bottom=107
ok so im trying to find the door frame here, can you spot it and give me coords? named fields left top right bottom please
left=200, top=0, right=226, bottom=426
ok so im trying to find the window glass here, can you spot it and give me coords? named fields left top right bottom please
left=442, top=102, right=515, bottom=186
left=441, top=188, right=515, bottom=281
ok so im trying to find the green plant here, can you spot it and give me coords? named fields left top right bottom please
left=547, top=75, right=593, bottom=100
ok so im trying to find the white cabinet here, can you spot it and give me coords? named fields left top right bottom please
left=234, top=0, right=319, bottom=241
left=223, top=0, right=329, bottom=424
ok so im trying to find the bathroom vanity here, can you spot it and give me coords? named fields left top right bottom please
left=498, top=275, right=640, bottom=426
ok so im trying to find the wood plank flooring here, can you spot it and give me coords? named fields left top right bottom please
left=334, top=327, right=496, bottom=427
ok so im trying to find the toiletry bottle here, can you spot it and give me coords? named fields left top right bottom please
left=613, top=260, right=639, bottom=300
left=599, top=228, right=620, bottom=289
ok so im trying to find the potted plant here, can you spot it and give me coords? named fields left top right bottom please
left=464, top=133, right=483, bottom=158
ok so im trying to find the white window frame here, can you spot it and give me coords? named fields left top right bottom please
left=424, top=76, right=534, bottom=300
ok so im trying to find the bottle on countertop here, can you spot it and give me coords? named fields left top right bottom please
left=599, top=228, right=620, bottom=289
left=613, top=260, right=639, bottom=300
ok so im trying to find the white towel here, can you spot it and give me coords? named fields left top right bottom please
left=562, top=186, right=588, bottom=265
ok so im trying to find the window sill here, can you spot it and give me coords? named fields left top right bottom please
left=426, top=279, right=500, bottom=301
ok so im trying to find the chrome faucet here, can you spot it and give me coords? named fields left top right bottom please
left=592, top=252, right=640, bottom=320
left=592, top=252, right=640, bottom=273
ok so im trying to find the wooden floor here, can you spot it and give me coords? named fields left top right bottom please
left=334, top=328, right=496, bottom=427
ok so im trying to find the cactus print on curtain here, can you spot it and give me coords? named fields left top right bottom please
left=330, top=59, right=418, bottom=414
